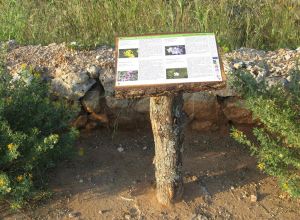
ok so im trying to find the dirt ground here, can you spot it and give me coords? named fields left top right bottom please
left=1, top=126, right=300, bottom=220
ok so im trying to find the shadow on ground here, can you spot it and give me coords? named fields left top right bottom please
left=4, top=127, right=298, bottom=220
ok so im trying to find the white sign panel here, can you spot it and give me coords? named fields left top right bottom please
left=115, top=33, right=223, bottom=87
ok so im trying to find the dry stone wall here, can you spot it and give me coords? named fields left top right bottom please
left=3, top=41, right=300, bottom=131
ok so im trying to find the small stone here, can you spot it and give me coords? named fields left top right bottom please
left=191, top=175, right=198, bottom=182
left=250, top=194, right=257, bottom=202
left=142, top=146, right=147, bottom=150
left=230, top=186, right=235, bottom=190
left=286, top=75, right=292, bottom=82
left=117, top=147, right=124, bottom=152
left=68, top=211, right=81, bottom=218
left=256, top=75, right=265, bottom=83
left=79, top=179, right=83, bottom=183
left=233, top=62, right=245, bottom=69
left=124, top=213, right=131, bottom=220
left=191, top=213, right=209, bottom=220
left=7, top=39, right=17, bottom=50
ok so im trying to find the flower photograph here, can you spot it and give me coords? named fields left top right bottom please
left=166, top=68, right=188, bottom=79
left=118, top=70, right=138, bottom=81
left=119, top=48, right=138, bottom=58
left=165, top=45, right=186, bottom=56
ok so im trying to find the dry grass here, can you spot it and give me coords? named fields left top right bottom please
left=0, top=0, right=299, bottom=50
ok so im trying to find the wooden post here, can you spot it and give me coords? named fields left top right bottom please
left=150, top=93, right=185, bottom=205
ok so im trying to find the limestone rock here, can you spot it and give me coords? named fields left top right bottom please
left=72, top=114, right=88, bottom=128
left=99, top=67, right=115, bottom=96
left=105, top=96, right=130, bottom=110
left=233, top=61, right=245, bottom=70
left=191, top=121, right=218, bottom=131
left=183, top=92, right=221, bottom=121
left=87, top=65, right=101, bottom=79
left=222, top=97, right=254, bottom=124
left=81, top=85, right=104, bottom=113
left=210, top=85, right=237, bottom=97
left=5, top=42, right=300, bottom=130
left=51, top=69, right=96, bottom=100
left=133, top=98, right=150, bottom=113
left=265, top=77, right=289, bottom=88
left=88, top=112, right=109, bottom=123
left=250, top=194, right=258, bottom=203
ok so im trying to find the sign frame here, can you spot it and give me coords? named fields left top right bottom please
left=114, top=32, right=226, bottom=99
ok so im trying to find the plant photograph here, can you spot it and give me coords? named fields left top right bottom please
left=117, top=70, right=138, bottom=81
left=165, top=45, right=186, bottom=56
left=119, top=48, right=138, bottom=58
left=166, top=68, right=188, bottom=79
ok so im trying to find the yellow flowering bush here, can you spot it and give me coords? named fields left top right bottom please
left=230, top=69, right=300, bottom=197
left=0, top=50, right=79, bottom=208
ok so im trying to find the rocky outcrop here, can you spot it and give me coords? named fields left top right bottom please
left=3, top=42, right=300, bottom=131
left=222, top=97, right=254, bottom=125
left=183, top=93, right=222, bottom=131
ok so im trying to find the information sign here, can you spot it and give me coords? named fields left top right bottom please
left=114, top=33, right=226, bottom=98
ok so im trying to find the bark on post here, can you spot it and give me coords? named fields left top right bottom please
left=150, top=93, right=185, bottom=206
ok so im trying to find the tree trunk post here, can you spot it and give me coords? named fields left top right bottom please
left=150, top=93, right=185, bottom=206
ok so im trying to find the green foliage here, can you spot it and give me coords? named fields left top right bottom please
left=0, top=51, right=79, bottom=208
left=0, top=0, right=299, bottom=50
left=230, top=68, right=300, bottom=197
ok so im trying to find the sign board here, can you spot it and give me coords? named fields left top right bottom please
left=114, top=33, right=226, bottom=98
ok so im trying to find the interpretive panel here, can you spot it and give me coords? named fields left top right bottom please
left=114, top=33, right=226, bottom=98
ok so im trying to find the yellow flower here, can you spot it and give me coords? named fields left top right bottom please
left=16, top=175, right=24, bottom=182
left=232, top=130, right=243, bottom=139
left=7, top=143, right=16, bottom=151
left=283, top=182, right=289, bottom=190
left=34, top=72, right=41, bottom=78
left=123, top=50, right=135, bottom=58
left=257, top=162, right=265, bottom=170
left=21, top=63, right=27, bottom=70
left=0, top=178, right=5, bottom=187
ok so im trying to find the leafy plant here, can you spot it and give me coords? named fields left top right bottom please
left=230, top=68, right=300, bottom=197
left=0, top=50, right=79, bottom=208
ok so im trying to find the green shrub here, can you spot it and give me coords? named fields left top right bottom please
left=230, top=68, right=300, bottom=197
left=0, top=51, right=79, bottom=208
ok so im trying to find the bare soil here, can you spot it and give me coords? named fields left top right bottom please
left=1, top=127, right=300, bottom=220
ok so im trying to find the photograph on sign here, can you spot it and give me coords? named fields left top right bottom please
left=115, top=33, right=224, bottom=88
left=165, top=45, right=186, bottom=56
left=119, top=48, right=139, bottom=58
